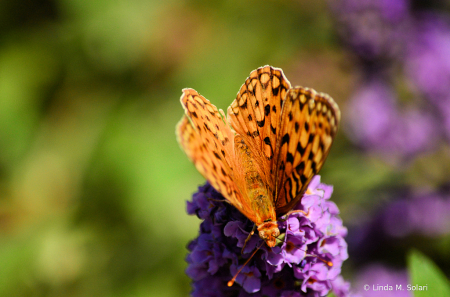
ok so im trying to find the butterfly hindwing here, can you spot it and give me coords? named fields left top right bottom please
left=273, top=87, right=340, bottom=215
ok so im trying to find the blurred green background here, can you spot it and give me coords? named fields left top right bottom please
left=2, top=0, right=448, bottom=296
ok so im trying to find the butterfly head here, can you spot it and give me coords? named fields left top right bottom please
left=257, top=221, right=280, bottom=248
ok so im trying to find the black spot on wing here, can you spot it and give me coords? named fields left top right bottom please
left=319, top=142, right=325, bottom=153
left=271, top=125, right=276, bottom=134
left=281, top=133, right=290, bottom=146
left=284, top=179, right=293, bottom=203
left=286, top=152, right=294, bottom=164
left=297, top=142, right=306, bottom=155
left=221, top=167, right=227, bottom=176
left=296, top=162, right=305, bottom=172
left=300, top=174, right=307, bottom=184
left=265, top=105, right=270, bottom=116
left=257, top=118, right=265, bottom=127
left=273, top=87, right=279, bottom=96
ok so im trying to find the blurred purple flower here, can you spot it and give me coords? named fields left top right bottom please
left=186, top=176, right=351, bottom=296
left=329, top=0, right=411, bottom=61
left=331, top=1, right=450, bottom=156
left=405, top=12, right=450, bottom=139
left=352, top=264, right=411, bottom=297
left=406, top=13, right=450, bottom=102
left=345, top=80, right=438, bottom=158
left=348, top=191, right=450, bottom=264
left=382, top=193, right=450, bottom=237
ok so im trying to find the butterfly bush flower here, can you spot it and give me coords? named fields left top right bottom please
left=405, top=13, right=450, bottom=140
left=329, top=0, right=411, bottom=62
left=344, top=190, right=450, bottom=270
left=186, top=176, right=350, bottom=297
left=345, top=79, right=438, bottom=158
left=329, top=0, right=450, bottom=158
left=350, top=192, right=450, bottom=254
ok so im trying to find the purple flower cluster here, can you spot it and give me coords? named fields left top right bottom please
left=329, top=0, right=411, bottom=62
left=347, top=190, right=450, bottom=265
left=186, top=176, right=350, bottom=297
left=345, top=79, right=438, bottom=159
left=330, top=0, right=450, bottom=159
left=405, top=14, right=450, bottom=141
left=382, top=192, right=450, bottom=237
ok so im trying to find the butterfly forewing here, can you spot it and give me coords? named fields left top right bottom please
left=178, top=89, right=248, bottom=213
left=177, top=89, right=268, bottom=221
left=227, top=66, right=291, bottom=191
left=273, top=87, right=340, bottom=215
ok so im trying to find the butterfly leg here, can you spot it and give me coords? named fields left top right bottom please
left=206, top=198, right=228, bottom=203
left=278, top=209, right=308, bottom=222
left=241, top=224, right=257, bottom=254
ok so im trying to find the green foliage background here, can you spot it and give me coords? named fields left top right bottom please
left=1, top=0, right=449, bottom=296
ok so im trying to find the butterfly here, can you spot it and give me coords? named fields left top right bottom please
left=176, top=66, right=340, bottom=248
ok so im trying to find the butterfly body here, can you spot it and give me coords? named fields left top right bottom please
left=235, top=135, right=280, bottom=247
left=235, top=135, right=275, bottom=222
left=177, top=66, right=340, bottom=248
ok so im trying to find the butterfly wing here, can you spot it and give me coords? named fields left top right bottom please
left=227, top=66, right=291, bottom=191
left=178, top=70, right=340, bottom=221
left=177, top=89, right=249, bottom=215
left=273, top=87, right=340, bottom=215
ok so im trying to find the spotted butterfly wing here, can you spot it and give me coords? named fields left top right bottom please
left=227, top=66, right=291, bottom=194
left=177, top=88, right=269, bottom=222
left=177, top=66, right=340, bottom=247
left=273, top=87, right=340, bottom=215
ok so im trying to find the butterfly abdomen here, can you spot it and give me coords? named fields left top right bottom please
left=235, top=135, right=276, bottom=224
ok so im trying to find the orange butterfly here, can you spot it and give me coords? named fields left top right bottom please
left=177, top=66, right=340, bottom=248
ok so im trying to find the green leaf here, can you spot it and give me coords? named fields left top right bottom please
left=408, top=249, right=450, bottom=297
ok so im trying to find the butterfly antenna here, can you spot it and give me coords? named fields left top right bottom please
left=241, top=225, right=256, bottom=255
left=228, top=241, right=264, bottom=287
left=305, top=253, right=333, bottom=267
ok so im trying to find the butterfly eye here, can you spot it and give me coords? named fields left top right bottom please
left=259, top=231, right=265, bottom=238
